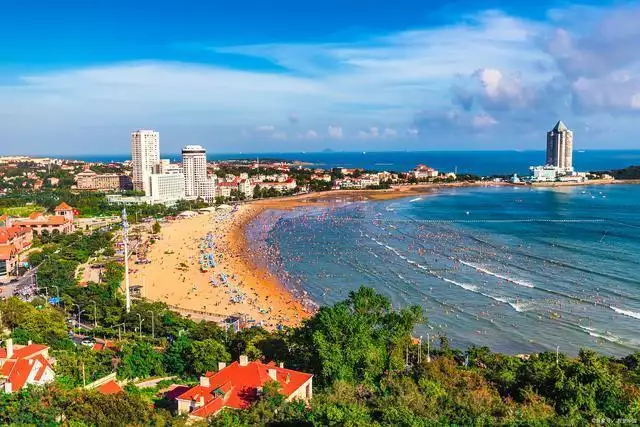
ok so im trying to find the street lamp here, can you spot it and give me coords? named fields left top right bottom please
left=90, top=300, right=97, bottom=329
left=426, top=332, right=431, bottom=363
left=78, top=309, right=85, bottom=328
left=71, top=303, right=80, bottom=327
left=147, top=310, right=155, bottom=340
left=113, top=322, right=126, bottom=340
left=136, top=313, right=143, bottom=338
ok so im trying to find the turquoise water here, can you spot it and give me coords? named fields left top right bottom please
left=250, top=184, right=640, bottom=356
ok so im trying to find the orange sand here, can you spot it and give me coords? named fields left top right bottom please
left=130, top=204, right=310, bottom=328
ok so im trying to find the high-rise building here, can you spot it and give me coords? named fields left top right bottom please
left=546, top=121, right=573, bottom=172
left=182, top=145, right=208, bottom=198
left=131, top=130, right=160, bottom=195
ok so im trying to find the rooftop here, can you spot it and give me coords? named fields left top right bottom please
left=177, top=358, right=312, bottom=418
left=552, top=120, right=569, bottom=132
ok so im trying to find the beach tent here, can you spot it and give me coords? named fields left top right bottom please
left=177, top=210, right=198, bottom=218
left=216, top=204, right=233, bottom=211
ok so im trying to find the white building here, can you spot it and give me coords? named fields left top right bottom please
left=198, top=177, right=217, bottom=202
left=412, top=165, right=439, bottom=180
left=530, top=165, right=560, bottom=182
left=182, top=145, right=208, bottom=198
left=149, top=170, right=185, bottom=204
left=131, top=130, right=160, bottom=195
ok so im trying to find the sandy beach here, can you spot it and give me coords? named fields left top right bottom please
left=130, top=204, right=311, bottom=329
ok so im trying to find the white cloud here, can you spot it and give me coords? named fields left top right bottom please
left=383, top=128, right=397, bottom=137
left=1, top=4, right=640, bottom=152
left=472, top=114, right=498, bottom=128
left=328, top=125, right=343, bottom=139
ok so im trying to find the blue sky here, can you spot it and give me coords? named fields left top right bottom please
left=1, top=0, right=639, bottom=154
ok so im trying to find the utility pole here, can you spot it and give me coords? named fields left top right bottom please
left=147, top=310, right=155, bottom=340
left=122, top=208, right=131, bottom=313
left=418, top=336, right=422, bottom=364
left=81, top=361, right=86, bottom=387
left=90, top=300, right=97, bottom=329
left=426, top=332, right=431, bottom=363
left=136, top=313, right=143, bottom=338
left=556, top=346, right=560, bottom=366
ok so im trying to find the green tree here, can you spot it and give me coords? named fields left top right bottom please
left=292, top=286, right=424, bottom=386
left=163, top=335, right=192, bottom=376
left=118, top=341, right=164, bottom=379
left=152, top=220, right=161, bottom=234
left=187, top=339, right=230, bottom=375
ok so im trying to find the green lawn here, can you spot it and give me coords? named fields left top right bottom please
left=0, top=205, right=45, bottom=217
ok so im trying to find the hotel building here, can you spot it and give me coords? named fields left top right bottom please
left=546, top=120, right=573, bottom=172
left=131, top=130, right=160, bottom=195
left=182, top=145, right=208, bottom=198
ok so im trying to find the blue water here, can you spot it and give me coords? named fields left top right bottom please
left=250, top=184, right=640, bottom=356
left=63, top=150, right=640, bottom=176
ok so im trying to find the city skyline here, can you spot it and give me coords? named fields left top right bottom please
left=1, top=0, right=640, bottom=154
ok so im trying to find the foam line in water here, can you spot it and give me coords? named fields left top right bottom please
left=459, top=260, right=535, bottom=288
left=610, top=306, right=640, bottom=320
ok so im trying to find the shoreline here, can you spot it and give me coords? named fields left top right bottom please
left=130, top=179, right=639, bottom=330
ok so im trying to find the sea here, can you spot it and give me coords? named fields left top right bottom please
left=247, top=184, right=640, bottom=357
left=66, top=149, right=640, bottom=176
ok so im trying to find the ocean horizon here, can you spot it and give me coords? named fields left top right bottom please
left=50, top=149, right=640, bottom=176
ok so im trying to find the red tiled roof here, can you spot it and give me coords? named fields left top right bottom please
left=28, top=212, right=42, bottom=220
left=96, top=380, right=123, bottom=394
left=177, top=360, right=312, bottom=418
left=91, top=343, right=106, bottom=351
left=0, top=354, right=52, bottom=392
left=191, top=398, right=225, bottom=418
left=0, top=244, right=17, bottom=261
left=0, top=343, right=48, bottom=360
left=55, top=202, right=73, bottom=211
left=12, top=216, right=69, bottom=226
left=0, top=226, right=31, bottom=244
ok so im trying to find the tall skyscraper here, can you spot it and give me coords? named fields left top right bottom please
left=131, top=130, right=160, bottom=195
left=546, top=120, right=573, bottom=171
left=182, top=145, right=208, bottom=198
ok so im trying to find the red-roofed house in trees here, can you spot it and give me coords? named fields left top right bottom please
left=7, top=202, right=75, bottom=235
left=0, top=339, right=55, bottom=393
left=176, top=355, right=313, bottom=419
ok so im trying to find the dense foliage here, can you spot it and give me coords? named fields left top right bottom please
left=604, top=165, right=640, bottom=180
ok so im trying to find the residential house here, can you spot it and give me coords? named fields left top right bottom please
left=0, top=339, right=55, bottom=393
left=176, top=355, right=312, bottom=420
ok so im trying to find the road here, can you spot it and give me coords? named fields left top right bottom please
left=0, top=266, right=38, bottom=299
